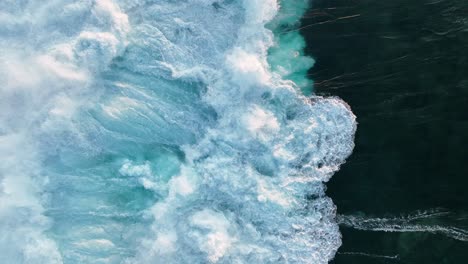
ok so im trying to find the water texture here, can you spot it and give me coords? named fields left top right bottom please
left=0, top=1, right=355, bottom=263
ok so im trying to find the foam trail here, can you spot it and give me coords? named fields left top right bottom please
left=0, top=0, right=356, bottom=263
left=338, top=209, right=468, bottom=242
left=337, top=252, right=399, bottom=260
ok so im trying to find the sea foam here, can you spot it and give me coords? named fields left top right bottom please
left=0, top=1, right=356, bottom=263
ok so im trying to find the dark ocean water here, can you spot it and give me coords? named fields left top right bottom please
left=301, top=0, right=468, bottom=263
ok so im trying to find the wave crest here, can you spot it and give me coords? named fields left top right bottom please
left=0, top=0, right=356, bottom=263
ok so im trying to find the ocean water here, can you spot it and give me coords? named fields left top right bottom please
left=0, top=1, right=356, bottom=263
left=301, top=0, right=468, bottom=263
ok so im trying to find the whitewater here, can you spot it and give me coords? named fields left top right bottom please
left=0, top=0, right=356, bottom=263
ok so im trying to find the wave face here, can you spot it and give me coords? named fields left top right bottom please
left=0, top=0, right=356, bottom=263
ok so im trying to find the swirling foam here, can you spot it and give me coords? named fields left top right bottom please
left=0, top=1, right=356, bottom=263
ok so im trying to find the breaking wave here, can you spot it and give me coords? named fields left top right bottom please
left=0, top=0, right=356, bottom=263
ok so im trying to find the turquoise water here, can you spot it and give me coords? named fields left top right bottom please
left=0, top=1, right=355, bottom=263
left=267, top=1, right=315, bottom=95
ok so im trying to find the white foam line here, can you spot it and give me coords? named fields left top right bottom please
left=338, top=209, right=468, bottom=242
left=338, top=251, right=399, bottom=260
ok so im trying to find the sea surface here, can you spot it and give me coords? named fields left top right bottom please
left=301, top=0, right=468, bottom=263
left=2, top=0, right=465, bottom=263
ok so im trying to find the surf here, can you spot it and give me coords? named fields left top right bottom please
left=0, top=1, right=356, bottom=263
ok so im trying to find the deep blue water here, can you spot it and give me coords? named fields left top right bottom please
left=301, top=0, right=468, bottom=263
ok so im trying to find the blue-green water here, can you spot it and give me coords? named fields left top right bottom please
left=0, top=1, right=356, bottom=263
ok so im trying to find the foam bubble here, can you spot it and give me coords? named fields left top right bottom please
left=0, top=0, right=356, bottom=263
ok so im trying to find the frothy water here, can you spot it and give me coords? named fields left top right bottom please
left=0, top=1, right=356, bottom=263
left=338, top=209, right=468, bottom=242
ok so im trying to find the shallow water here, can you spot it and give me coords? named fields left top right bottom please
left=301, top=0, right=468, bottom=263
